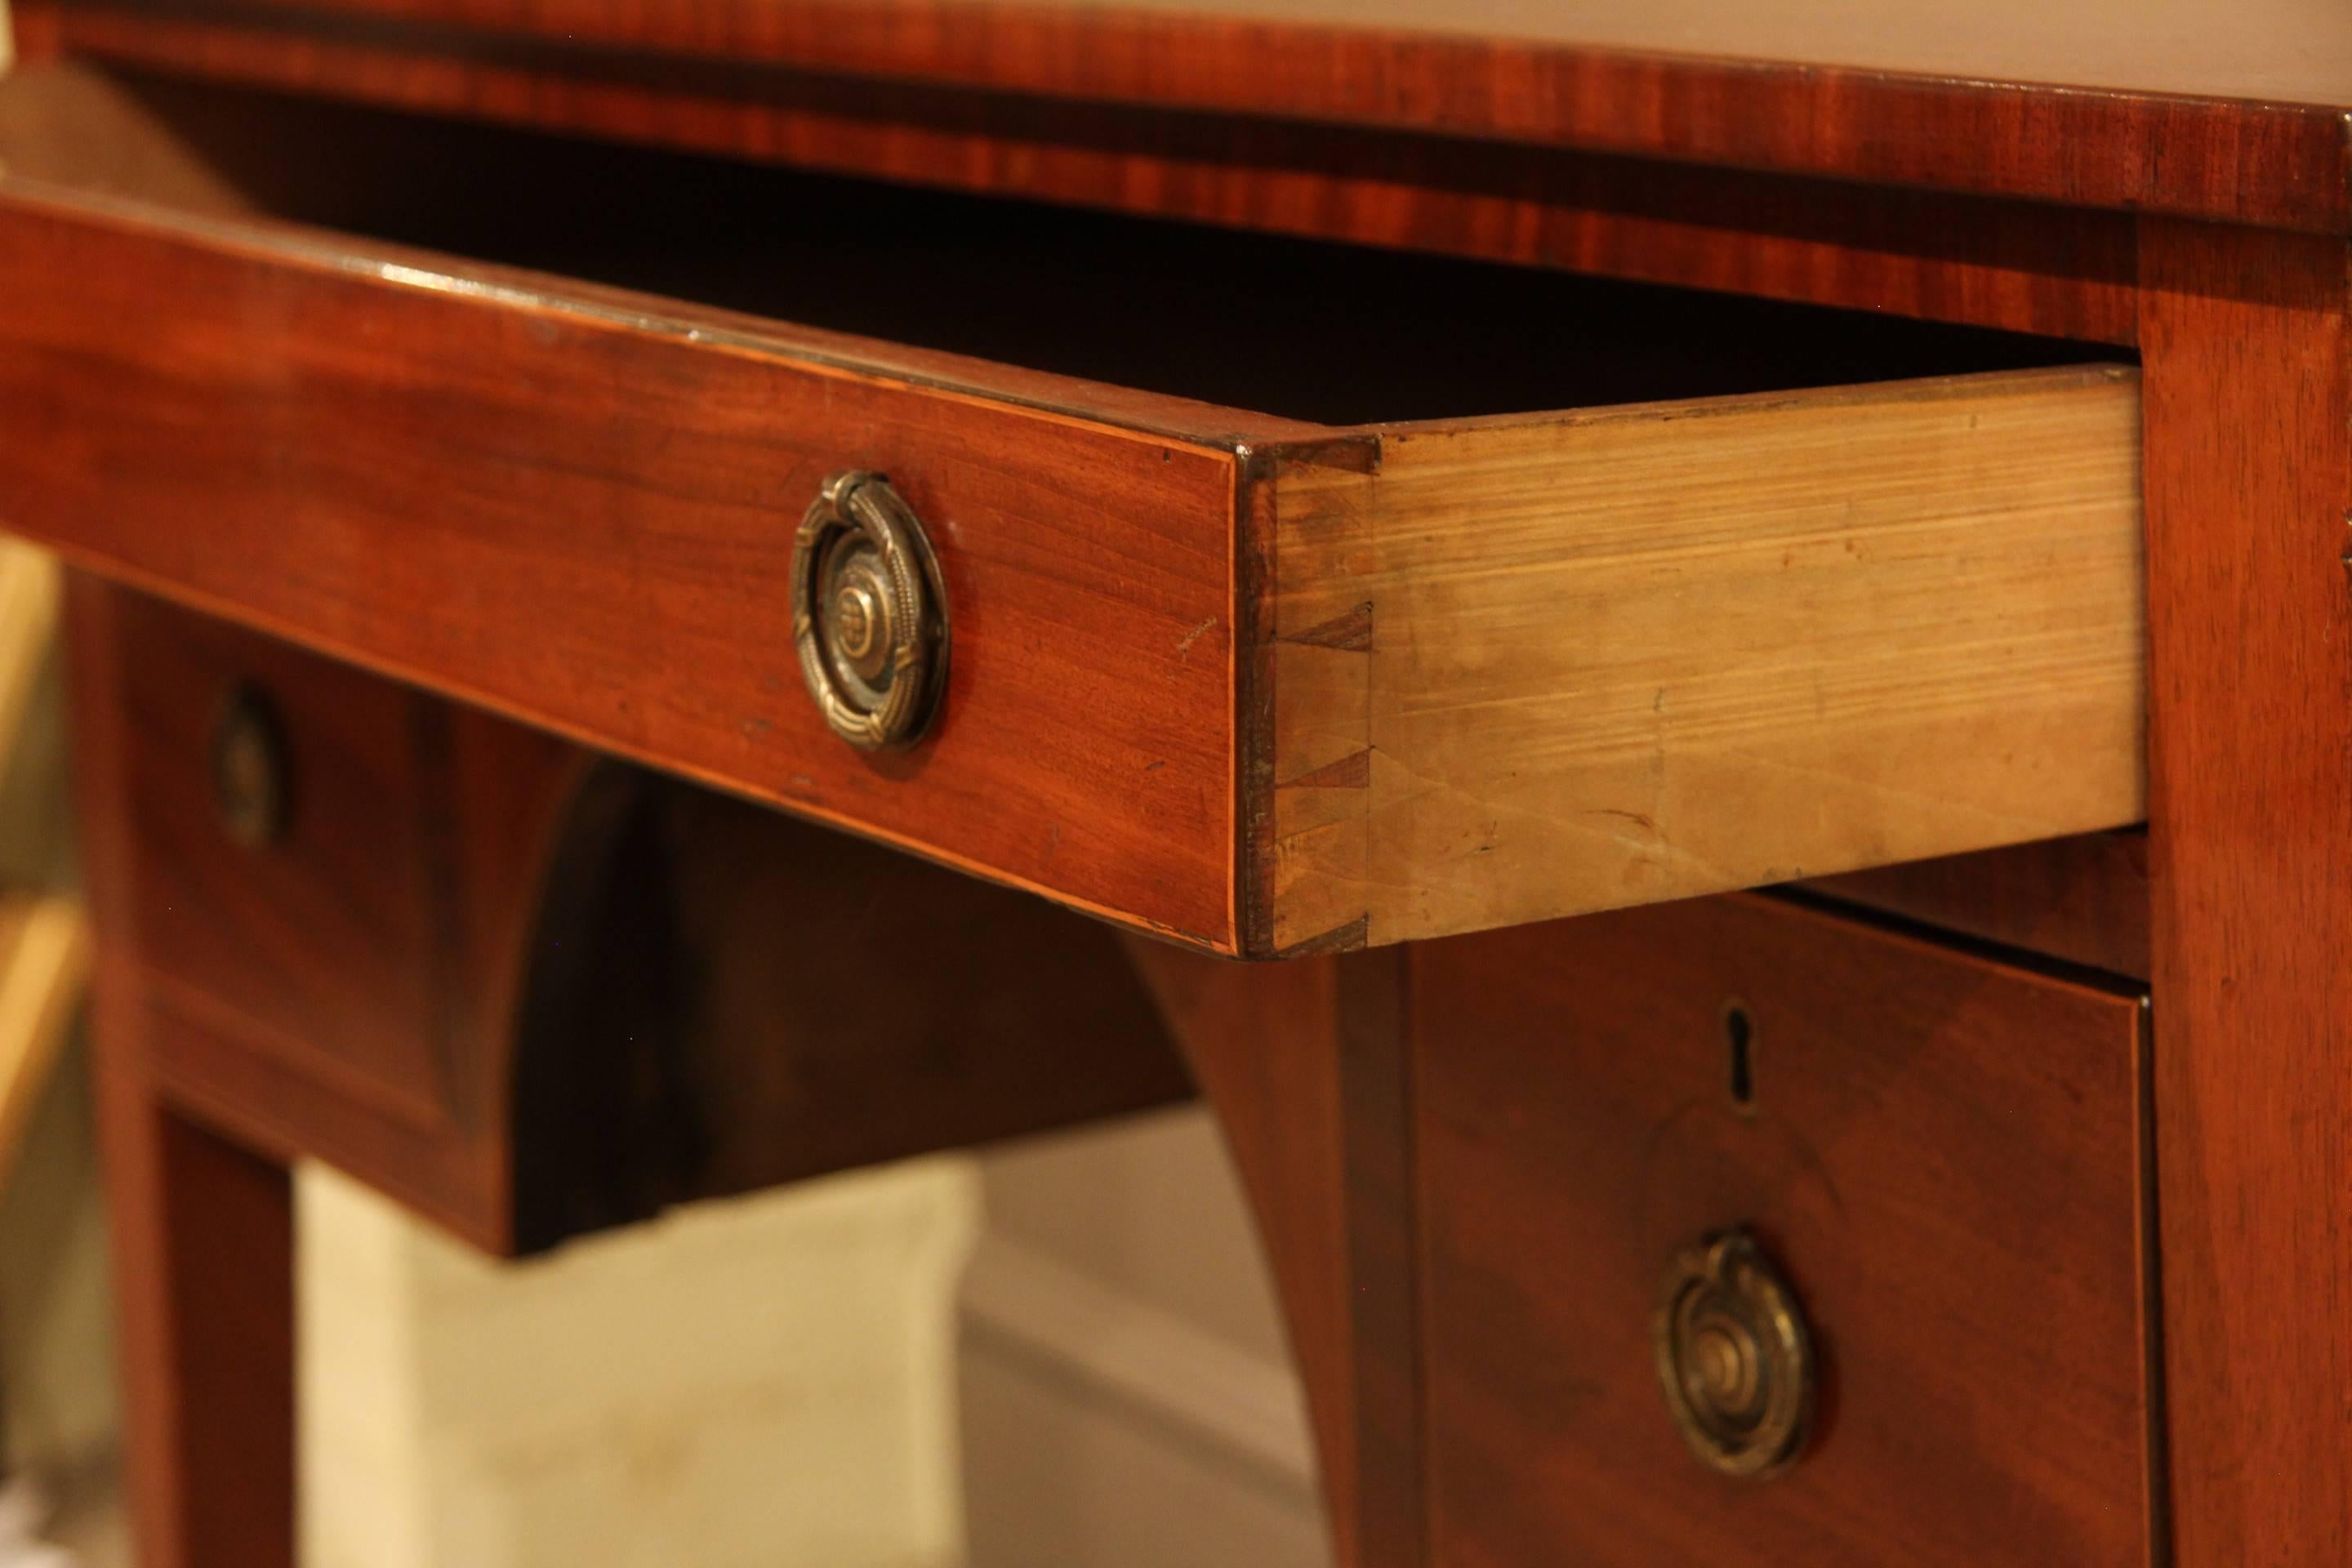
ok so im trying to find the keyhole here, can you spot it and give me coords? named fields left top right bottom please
left=1724, top=1002, right=1757, bottom=1112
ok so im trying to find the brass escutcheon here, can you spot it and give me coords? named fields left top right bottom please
left=790, top=471, right=949, bottom=751
left=1652, top=1228, right=1815, bottom=1480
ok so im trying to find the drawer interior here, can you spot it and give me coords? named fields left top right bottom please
left=2, top=69, right=2113, bottom=426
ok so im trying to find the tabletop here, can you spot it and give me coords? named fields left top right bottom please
left=1040, top=0, right=2352, bottom=103
left=26, top=0, right=2352, bottom=232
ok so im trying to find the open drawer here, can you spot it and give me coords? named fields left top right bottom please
left=0, top=67, right=2145, bottom=956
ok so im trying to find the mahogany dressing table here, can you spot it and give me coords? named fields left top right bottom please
left=0, top=2, right=2342, bottom=1563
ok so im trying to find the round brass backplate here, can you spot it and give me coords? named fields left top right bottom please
left=1652, top=1229, right=1815, bottom=1480
left=789, top=471, right=949, bottom=751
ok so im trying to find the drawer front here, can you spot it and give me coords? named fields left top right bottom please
left=0, top=74, right=2147, bottom=955
left=1416, top=896, right=2153, bottom=1566
left=109, top=589, right=457, bottom=1120
left=79, top=583, right=593, bottom=1241
left=0, top=187, right=1248, bottom=951
left=77, top=583, right=1192, bottom=1251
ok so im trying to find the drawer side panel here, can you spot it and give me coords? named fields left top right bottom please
left=1263, top=367, right=2146, bottom=953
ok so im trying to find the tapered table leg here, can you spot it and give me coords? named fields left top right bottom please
left=94, top=1018, right=294, bottom=1568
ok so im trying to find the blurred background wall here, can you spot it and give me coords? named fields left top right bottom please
left=293, top=1107, right=1328, bottom=1568
left=0, top=550, right=115, bottom=1554
left=961, top=1111, right=1327, bottom=1568
left=300, top=1159, right=978, bottom=1568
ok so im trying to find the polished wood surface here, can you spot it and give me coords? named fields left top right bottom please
left=73, top=582, right=1206, bottom=1254
left=12, top=41, right=2146, bottom=344
left=911, top=0, right=2352, bottom=101
left=72, top=580, right=296, bottom=1568
left=1802, top=833, right=2152, bottom=981
left=1263, top=368, right=2145, bottom=950
left=2140, top=220, right=2352, bottom=1567
left=62, top=572, right=1437, bottom=1568
left=1120, top=946, right=1361, bottom=1560
left=121, top=596, right=468, bottom=1129
left=17, top=2, right=2346, bottom=1563
left=1121, top=940, right=1425, bottom=1568
left=74, top=581, right=577, bottom=1246
left=251, top=0, right=2352, bottom=103
left=508, top=766, right=1197, bottom=1250
left=33, top=0, right=2352, bottom=230
left=0, top=182, right=1250, bottom=950
left=0, top=75, right=2154, bottom=956
left=1415, top=894, right=2154, bottom=1566
left=94, top=1043, right=296, bottom=1568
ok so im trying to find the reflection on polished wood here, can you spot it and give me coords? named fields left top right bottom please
left=0, top=79, right=2149, bottom=955
left=7, top=2, right=2345, bottom=1564
left=1417, top=895, right=2154, bottom=1566
left=25, top=0, right=2352, bottom=229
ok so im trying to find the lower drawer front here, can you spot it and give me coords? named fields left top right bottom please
left=109, top=587, right=457, bottom=1120
left=82, top=582, right=1195, bottom=1252
left=1416, top=897, right=2152, bottom=1566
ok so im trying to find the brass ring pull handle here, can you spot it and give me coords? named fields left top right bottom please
left=791, top=471, right=950, bottom=751
left=1652, top=1229, right=1815, bottom=1480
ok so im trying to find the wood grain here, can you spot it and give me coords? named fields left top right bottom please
left=74, top=586, right=580, bottom=1246
left=0, top=181, right=1250, bottom=951
left=45, top=0, right=2352, bottom=231
left=92, top=1007, right=296, bottom=1568
left=0, top=65, right=2115, bottom=422
left=68, top=571, right=296, bottom=1565
left=1801, top=832, right=2151, bottom=981
left=1331, top=947, right=1423, bottom=1568
left=506, top=765, right=1198, bottom=1251
left=2139, top=220, right=2352, bottom=1568
left=114, top=590, right=464, bottom=1133
left=1120, top=942, right=1357, bottom=1560
left=1122, top=939, right=1426, bottom=1567
left=1414, top=893, right=2154, bottom=1567
left=23, top=38, right=2144, bottom=343
left=0, top=99, right=2152, bottom=953
left=1258, top=368, right=2148, bottom=952
left=59, top=573, right=300, bottom=1568
left=75, top=586, right=1198, bottom=1255
left=235, top=0, right=2352, bottom=106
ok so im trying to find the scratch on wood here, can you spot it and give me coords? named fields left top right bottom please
left=1245, top=434, right=1380, bottom=478
left=1279, top=601, right=1374, bottom=651
left=1277, top=914, right=1370, bottom=957
left=1175, top=616, right=1218, bottom=657
left=1279, top=748, right=1372, bottom=791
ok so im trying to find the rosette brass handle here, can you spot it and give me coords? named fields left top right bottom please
left=1652, top=1229, right=1815, bottom=1480
left=791, top=471, right=949, bottom=751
